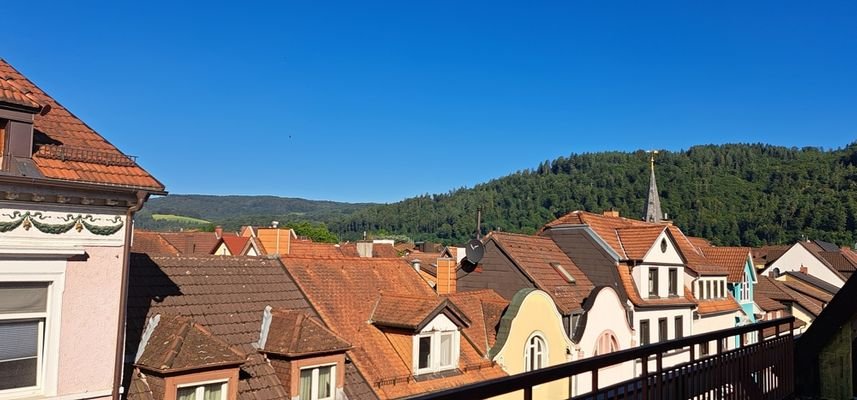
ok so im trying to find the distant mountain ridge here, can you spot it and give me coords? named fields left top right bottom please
left=136, top=195, right=374, bottom=231
left=138, top=143, right=857, bottom=249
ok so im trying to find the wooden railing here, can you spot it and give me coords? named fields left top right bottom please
left=408, top=317, right=795, bottom=400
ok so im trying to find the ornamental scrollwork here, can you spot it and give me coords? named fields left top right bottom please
left=0, top=211, right=124, bottom=236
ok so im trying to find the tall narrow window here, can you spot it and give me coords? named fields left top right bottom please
left=640, top=320, right=650, bottom=346
left=719, top=281, right=725, bottom=298
left=675, top=316, right=684, bottom=339
left=525, top=334, right=547, bottom=372
left=0, top=282, right=49, bottom=392
left=700, top=341, right=710, bottom=357
left=706, top=281, right=712, bottom=300
left=648, top=269, right=659, bottom=297
left=658, top=318, right=668, bottom=342
left=668, top=268, right=678, bottom=296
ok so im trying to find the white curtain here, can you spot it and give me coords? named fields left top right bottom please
left=299, top=369, right=313, bottom=400
left=202, top=383, right=222, bottom=400
left=177, top=387, right=196, bottom=400
left=317, top=367, right=332, bottom=398
left=440, top=334, right=452, bottom=366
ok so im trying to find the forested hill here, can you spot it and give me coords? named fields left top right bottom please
left=330, top=143, right=857, bottom=247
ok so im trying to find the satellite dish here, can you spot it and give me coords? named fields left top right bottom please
left=465, top=239, right=484, bottom=265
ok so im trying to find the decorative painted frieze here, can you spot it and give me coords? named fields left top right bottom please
left=0, top=206, right=128, bottom=248
left=0, top=211, right=123, bottom=235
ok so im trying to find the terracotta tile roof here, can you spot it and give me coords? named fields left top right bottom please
left=818, top=251, right=857, bottom=276
left=751, top=245, right=790, bottom=267
left=156, top=231, right=223, bottom=255
left=700, top=247, right=752, bottom=282
left=0, top=59, right=164, bottom=191
left=444, top=290, right=509, bottom=356
left=0, top=73, right=41, bottom=110
left=135, top=314, right=245, bottom=373
left=280, top=256, right=506, bottom=399
left=686, top=236, right=713, bottom=249
left=754, top=293, right=786, bottom=312
left=782, top=272, right=840, bottom=296
left=263, top=309, right=351, bottom=357
left=221, top=236, right=251, bottom=255
left=615, top=226, right=667, bottom=260
left=487, top=232, right=595, bottom=314
left=373, top=244, right=399, bottom=258
left=780, top=279, right=834, bottom=304
left=757, top=276, right=824, bottom=317
left=542, top=211, right=722, bottom=275
left=132, top=230, right=180, bottom=255
left=127, top=254, right=322, bottom=400
left=696, top=295, right=741, bottom=316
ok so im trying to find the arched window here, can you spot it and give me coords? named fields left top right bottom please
left=524, top=333, right=547, bottom=372
left=594, top=331, right=619, bottom=356
left=771, top=268, right=780, bottom=278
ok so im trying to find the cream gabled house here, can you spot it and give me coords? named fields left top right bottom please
left=0, top=59, right=164, bottom=400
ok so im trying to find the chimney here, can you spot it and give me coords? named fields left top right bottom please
left=410, top=259, right=422, bottom=272
left=799, top=265, right=808, bottom=274
left=436, top=257, right=457, bottom=295
left=356, top=241, right=374, bottom=258
left=603, top=209, right=620, bottom=218
left=214, top=226, right=223, bottom=239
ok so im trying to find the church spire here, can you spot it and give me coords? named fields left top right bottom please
left=644, top=151, right=664, bottom=223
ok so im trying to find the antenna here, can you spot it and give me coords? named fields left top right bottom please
left=475, top=206, right=482, bottom=240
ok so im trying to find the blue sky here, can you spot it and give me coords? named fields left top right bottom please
left=3, top=1, right=856, bottom=203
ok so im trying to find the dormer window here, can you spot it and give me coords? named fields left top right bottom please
left=648, top=268, right=659, bottom=297
left=177, top=380, right=228, bottom=400
left=415, top=330, right=458, bottom=374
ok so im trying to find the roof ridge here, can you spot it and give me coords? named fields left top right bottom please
left=160, top=317, right=191, bottom=369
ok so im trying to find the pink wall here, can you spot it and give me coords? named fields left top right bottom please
left=57, top=245, right=125, bottom=397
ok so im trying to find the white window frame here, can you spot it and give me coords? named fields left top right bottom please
left=176, top=378, right=228, bottom=400
left=524, top=332, right=548, bottom=372
left=298, top=364, right=336, bottom=400
left=412, top=330, right=459, bottom=375
left=0, top=259, right=66, bottom=399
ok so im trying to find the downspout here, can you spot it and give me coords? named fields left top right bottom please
left=112, top=191, right=148, bottom=400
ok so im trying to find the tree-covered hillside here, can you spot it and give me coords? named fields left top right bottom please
left=331, top=143, right=857, bottom=247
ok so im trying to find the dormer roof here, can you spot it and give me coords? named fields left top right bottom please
left=262, top=309, right=351, bottom=357
left=135, top=314, right=245, bottom=374
left=371, top=295, right=470, bottom=331
left=615, top=225, right=669, bottom=260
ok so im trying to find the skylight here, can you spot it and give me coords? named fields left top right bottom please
left=550, top=262, right=576, bottom=284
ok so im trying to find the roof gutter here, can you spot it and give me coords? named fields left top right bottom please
left=112, top=190, right=149, bottom=400
left=0, top=174, right=168, bottom=196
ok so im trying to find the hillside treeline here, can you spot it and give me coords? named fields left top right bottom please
left=331, top=143, right=857, bottom=247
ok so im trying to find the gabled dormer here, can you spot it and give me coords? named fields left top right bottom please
left=618, top=226, right=686, bottom=299
left=370, top=295, right=470, bottom=376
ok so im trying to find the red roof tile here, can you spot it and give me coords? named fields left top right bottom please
left=444, top=290, right=509, bottom=356
left=135, top=314, right=245, bottom=373
left=696, top=295, right=741, bottom=316
left=700, top=247, right=752, bottom=281
left=132, top=230, right=180, bottom=255
left=221, top=236, right=251, bottom=255
left=280, top=256, right=506, bottom=399
left=0, top=59, right=164, bottom=191
left=615, top=226, right=667, bottom=260
left=487, top=232, right=595, bottom=314
left=263, top=310, right=351, bottom=357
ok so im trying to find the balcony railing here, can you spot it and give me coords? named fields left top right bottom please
left=408, top=317, right=795, bottom=400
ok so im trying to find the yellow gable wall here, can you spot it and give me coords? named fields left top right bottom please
left=491, top=290, right=572, bottom=400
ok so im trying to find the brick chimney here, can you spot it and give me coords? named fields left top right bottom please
left=799, top=265, right=808, bottom=274
left=603, top=209, right=620, bottom=218
left=436, top=257, right=457, bottom=295
left=214, top=226, right=223, bottom=239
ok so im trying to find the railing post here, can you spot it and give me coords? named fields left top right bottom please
left=641, top=355, right=649, bottom=400
left=592, top=367, right=599, bottom=394
left=523, top=386, right=532, bottom=400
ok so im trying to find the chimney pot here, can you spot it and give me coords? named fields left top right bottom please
left=799, top=265, right=808, bottom=274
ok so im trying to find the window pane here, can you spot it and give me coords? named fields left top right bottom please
left=640, top=320, right=650, bottom=345
left=418, top=336, right=431, bottom=369
left=202, top=383, right=223, bottom=400
left=177, top=387, right=197, bottom=400
left=0, top=320, right=39, bottom=360
left=317, top=366, right=332, bottom=399
left=439, top=334, right=452, bottom=367
left=0, top=283, right=48, bottom=315
left=299, top=369, right=312, bottom=400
